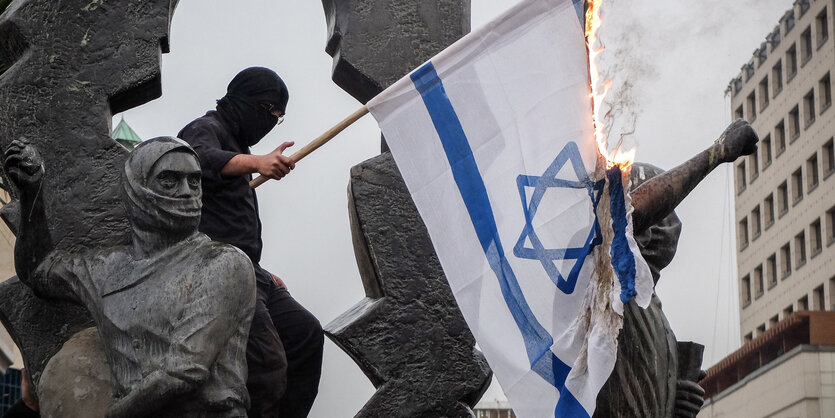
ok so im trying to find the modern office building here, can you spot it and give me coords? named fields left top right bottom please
left=700, top=0, right=835, bottom=415
left=474, top=399, right=516, bottom=418
left=700, top=312, right=835, bottom=417
left=728, top=0, right=834, bottom=347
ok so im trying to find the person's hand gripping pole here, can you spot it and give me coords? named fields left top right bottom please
left=250, top=105, right=369, bottom=188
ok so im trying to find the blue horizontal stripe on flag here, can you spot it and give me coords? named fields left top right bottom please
left=410, top=61, right=589, bottom=418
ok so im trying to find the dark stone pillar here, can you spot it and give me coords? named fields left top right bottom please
left=0, top=0, right=177, bottom=386
left=320, top=1, right=491, bottom=416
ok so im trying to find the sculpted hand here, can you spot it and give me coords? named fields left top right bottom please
left=674, top=379, right=705, bottom=418
left=716, top=119, right=758, bottom=163
left=4, top=139, right=44, bottom=189
left=256, top=141, right=296, bottom=180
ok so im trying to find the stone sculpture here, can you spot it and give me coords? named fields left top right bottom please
left=594, top=119, right=758, bottom=418
left=6, top=137, right=255, bottom=417
left=0, top=0, right=179, bottom=388
left=320, top=0, right=492, bottom=416
left=594, top=162, right=697, bottom=418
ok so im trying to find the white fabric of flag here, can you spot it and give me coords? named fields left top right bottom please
left=367, top=0, right=652, bottom=416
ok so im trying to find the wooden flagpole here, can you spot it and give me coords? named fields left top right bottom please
left=250, top=105, right=370, bottom=188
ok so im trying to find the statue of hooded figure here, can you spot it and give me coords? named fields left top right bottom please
left=5, top=137, right=256, bottom=417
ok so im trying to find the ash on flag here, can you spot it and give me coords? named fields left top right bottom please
left=367, top=0, right=652, bottom=416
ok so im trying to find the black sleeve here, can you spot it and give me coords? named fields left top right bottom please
left=2, top=400, right=39, bottom=418
left=178, top=123, right=239, bottom=182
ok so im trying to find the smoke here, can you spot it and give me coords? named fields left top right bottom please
left=593, top=0, right=657, bottom=155
left=592, top=0, right=783, bottom=156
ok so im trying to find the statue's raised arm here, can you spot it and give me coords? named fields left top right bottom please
left=4, top=140, right=76, bottom=302
left=631, top=119, right=758, bottom=234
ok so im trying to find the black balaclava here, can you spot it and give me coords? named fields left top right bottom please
left=216, top=67, right=289, bottom=147
left=123, top=137, right=203, bottom=252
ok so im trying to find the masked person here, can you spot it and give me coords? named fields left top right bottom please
left=6, top=137, right=255, bottom=417
left=178, top=67, right=324, bottom=418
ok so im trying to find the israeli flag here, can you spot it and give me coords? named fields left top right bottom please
left=367, top=0, right=652, bottom=416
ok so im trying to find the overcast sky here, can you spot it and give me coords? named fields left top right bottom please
left=118, top=0, right=792, bottom=415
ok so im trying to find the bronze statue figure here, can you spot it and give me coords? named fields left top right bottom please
left=6, top=137, right=256, bottom=417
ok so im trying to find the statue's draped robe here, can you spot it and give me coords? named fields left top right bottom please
left=34, top=234, right=254, bottom=417
left=594, top=163, right=683, bottom=418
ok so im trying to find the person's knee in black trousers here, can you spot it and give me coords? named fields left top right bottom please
left=263, top=280, right=324, bottom=418
left=246, top=283, right=288, bottom=418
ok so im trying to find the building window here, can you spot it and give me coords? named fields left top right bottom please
left=781, top=242, right=792, bottom=277
left=811, top=218, right=822, bottom=256
left=744, top=61, right=755, bottom=81
left=800, top=27, right=813, bottom=64
left=772, top=61, right=783, bottom=96
left=775, top=120, right=787, bottom=155
left=761, top=134, right=773, bottom=168
left=770, top=27, right=782, bottom=51
left=736, top=161, right=747, bottom=193
left=739, top=217, right=749, bottom=250
left=827, top=205, right=835, bottom=244
left=746, top=92, right=757, bottom=121
left=752, top=206, right=762, bottom=239
left=778, top=181, right=789, bottom=216
left=817, top=7, right=829, bottom=47
left=786, top=44, right=798, bottom=80
left=795, top=231, right=807, bottom=267
left=798, top=0, right=810, bottom=16
left=792, top=168, right=803, bottom=204
left=821, top=73, right=832, bottom=112
left=734, top=105, right=744, bottom=120
left=759, top=76, right=769, bottom=110
left=764, top=194, right=775, bottom=228
left=807, top=153, right=819, bottom=190
left=784, top=10, right=796, bottom=34
left=757, top=323, right=766, bottom=336
left=769, top=315, right=779, bottom=328
left=798, top=295, right=809, bottom=311
left=750, top=152, right=759, bottom=181
left=756, top=44, right=768, bottom=67
left=814, top=285, right=825, bottom=311
left=784, top=304, right=795, bottom=318
left=753, top=265, right=764, bottom=298
left=803, top=90, right=816, bottom=127
left=789, top=105, right=800, bottom=141
left=831, top=278, right=835, bottom=311
left=767, top=254, right=778, bottom=287
left=744, top=332, right=753, bottom=343
left=823, top=138, right=835, bottom=177
left=742, top=275, right=751, bottom=306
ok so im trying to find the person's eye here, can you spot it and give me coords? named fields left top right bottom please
left=157, top=173, right=176, bottom=188
left=188, top=175, right=201, bottom=188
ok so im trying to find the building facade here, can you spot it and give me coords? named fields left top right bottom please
left=700, top=312, right=835, bottom=417
left=700, top=1, right=835, bottom=416
left=729, top=0, right=834, bottom=344
left=474, top=400, right=516, bottom=418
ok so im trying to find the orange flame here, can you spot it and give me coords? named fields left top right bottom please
left=586, top=0, right=635, bottom=169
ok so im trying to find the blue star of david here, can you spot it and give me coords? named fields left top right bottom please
left=512, top=142, right=604, bottom=295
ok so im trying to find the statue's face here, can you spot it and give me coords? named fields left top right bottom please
left=148, top=151, right=201, bottom=198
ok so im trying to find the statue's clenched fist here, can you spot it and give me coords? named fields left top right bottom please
left=4, top=140, right=44, bottom=189
left=716, top=119, right=758, bottom=163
